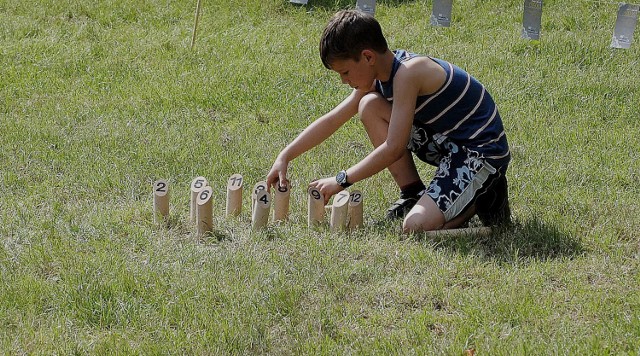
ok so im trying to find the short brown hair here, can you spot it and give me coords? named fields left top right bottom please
left=319, top=10, right=389, bottom=69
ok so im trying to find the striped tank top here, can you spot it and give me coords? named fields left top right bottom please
left=375, top=50, right=510, bottom=167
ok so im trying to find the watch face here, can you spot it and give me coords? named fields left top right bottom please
left=336, top=171, right=347, bottom=184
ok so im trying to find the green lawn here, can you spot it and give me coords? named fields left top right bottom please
left=1, top=0, right=639, bottom=353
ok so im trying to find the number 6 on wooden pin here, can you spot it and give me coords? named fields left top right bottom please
left=226, top=173, right=243, bottom=217
left=196, top=186, right=214, bottom=236
left=153, top=179, right=170, bottom=223
left=190, top=176, right=208, bottom=222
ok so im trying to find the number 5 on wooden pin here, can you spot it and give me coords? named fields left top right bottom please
left=190, top=176, right=208, bottom=222
left=196, top=186, right=213, bottom=236
left=226, top=173, right=243, bottom=217
left=252, top=189, right=271, bottom=230
left=308, top=187, right=324, bottom=227
left=153, top=179, right=170, bottom=223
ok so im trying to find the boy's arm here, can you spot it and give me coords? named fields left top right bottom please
left=309, top=64, right=425, bottom=202
left=266, top=88, right=367, bottom=189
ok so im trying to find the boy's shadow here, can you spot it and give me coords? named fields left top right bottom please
left=417, top=218, right=584, bottom=263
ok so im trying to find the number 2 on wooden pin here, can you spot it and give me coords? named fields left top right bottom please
left=154, top=180, right=168, bottom=195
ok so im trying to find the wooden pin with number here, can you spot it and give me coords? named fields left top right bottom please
left=226, top=173, right=243, bottom=217
left=251, top=180, right=267, bottom=215
left=348, top=190, right=364, bottom=229
left=252, top=189, right=271, bottom=229
left=196, top=186, right=214, bottom=236
left=153, top=179, right=170, bottom=223
left=190, top=176, right=208, bottom=222
left=330, top=190, right=350, bottom=231
left=307, top=187, right=325, bottom=227
left=273, top=181, right=291, bottom=222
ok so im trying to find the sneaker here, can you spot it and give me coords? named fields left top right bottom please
left=386, top=196, right=419, bottom=220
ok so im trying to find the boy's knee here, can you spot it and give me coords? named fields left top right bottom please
left=358, top=92, right=388, bottom=118
left=402, top=207, right=444, bottom=234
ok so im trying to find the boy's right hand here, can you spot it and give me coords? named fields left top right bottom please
left=266, top=158, right=290, bottom=192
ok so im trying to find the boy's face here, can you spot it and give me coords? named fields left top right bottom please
left=329, top=52, right=375, bottom=90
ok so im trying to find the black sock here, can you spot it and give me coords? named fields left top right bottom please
left=400, top=181, right=426, bottom=199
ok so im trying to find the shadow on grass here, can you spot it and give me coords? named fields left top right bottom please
left=417, top=218, right=585, bottom=263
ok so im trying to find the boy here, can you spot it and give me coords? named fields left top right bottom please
left=266, top=10, right=510, bottom=233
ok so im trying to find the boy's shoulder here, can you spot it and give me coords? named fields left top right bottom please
left=391, top=53, right=448, bottom=96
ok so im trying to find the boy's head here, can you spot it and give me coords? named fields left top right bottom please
left=319, top=10, right=388, bottom=69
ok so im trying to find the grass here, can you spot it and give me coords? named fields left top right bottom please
left=1, top=0, right=639, bottom=353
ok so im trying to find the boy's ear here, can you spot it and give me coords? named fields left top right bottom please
left=361, top=49, right=375, bottom=64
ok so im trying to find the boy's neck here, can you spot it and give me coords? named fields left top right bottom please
left=375, top=50, right=396, bottom=82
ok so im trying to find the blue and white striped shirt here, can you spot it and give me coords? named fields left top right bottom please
left=375, top=50, right=510, bottom=167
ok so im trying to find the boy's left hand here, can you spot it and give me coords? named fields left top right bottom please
left=308, top=177, right=343, bottom=205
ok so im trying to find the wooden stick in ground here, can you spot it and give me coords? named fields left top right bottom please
left=153, top=179, right=170, bottom=224
left=423, top=226, right=493, bottom=238
left=196, top=186, right=213, bottom=236
left=308, top=187, right=325, bottom=227
left=190, top=176, right=208, bottom=222
left=348, top=190, right=363, bottom=230
left=273, top=181, right=290, bottom=222
left=251, top=180, right=267, bottom=216
left=225, top=173, right=243, bottom=217
left=252, top=189, right=271, bottom=230
left=330, top=190, right=350, bottom=231
left=190, top=0, right=203, bottom=50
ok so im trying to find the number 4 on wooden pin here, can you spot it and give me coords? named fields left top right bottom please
left=252, top=189, right=271, bottom=230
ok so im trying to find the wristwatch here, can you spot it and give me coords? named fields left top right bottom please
left=336, top=170, right=352, bottom=188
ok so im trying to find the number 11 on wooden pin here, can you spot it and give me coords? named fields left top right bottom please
left=226, top=173, right=243, bottom=217
left=153, top=179, right=170, bottom=223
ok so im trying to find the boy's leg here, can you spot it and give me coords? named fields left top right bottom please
left=358, top=93, right=425, bottom=218
left=475, top=170, right=511, bottom=226
left=358, top=93, right=421, bottom=187
left=402, top=145, right=502, bottom=233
